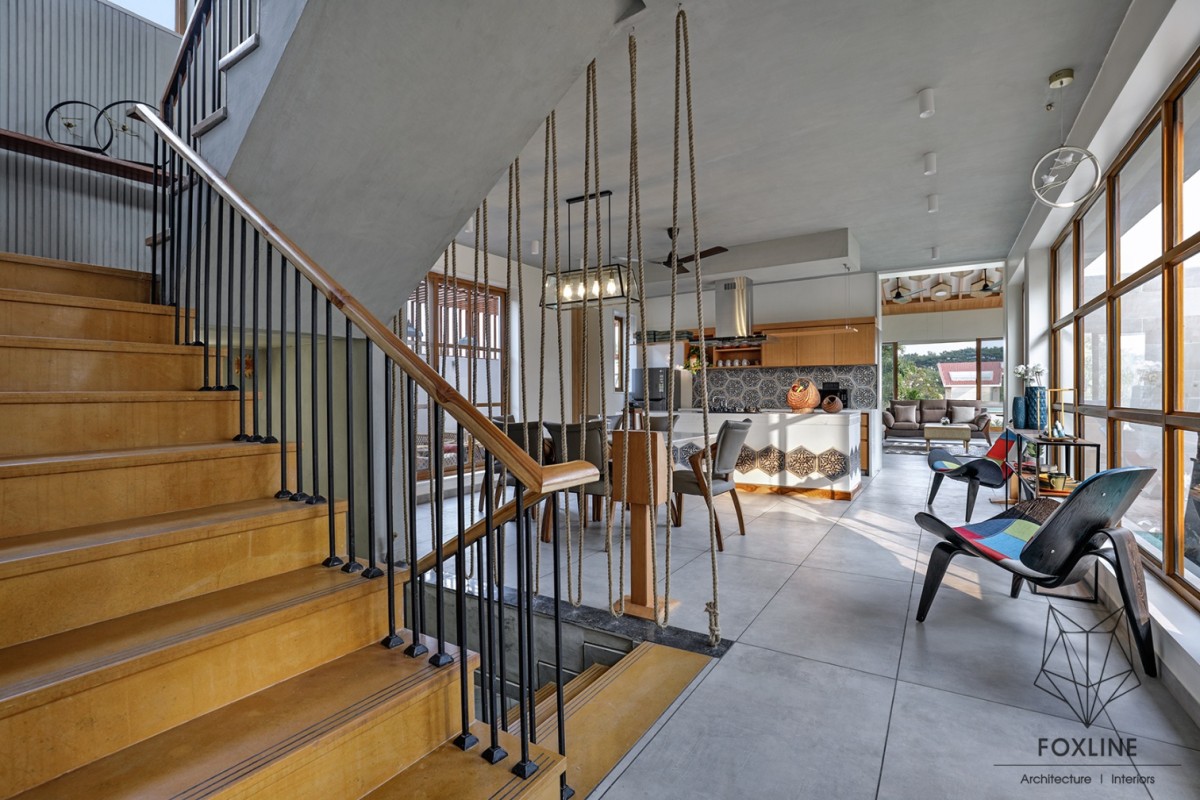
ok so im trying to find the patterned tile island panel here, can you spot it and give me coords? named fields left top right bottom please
left=694, top=364, right=878, bottom=410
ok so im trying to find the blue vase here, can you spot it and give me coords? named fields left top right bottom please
left=1025, top=386, right=1048, bottom=432
left=1011, top=396, right=1026, bottom=430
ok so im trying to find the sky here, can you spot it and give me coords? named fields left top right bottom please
left=106, top=0, right=176, bottom=29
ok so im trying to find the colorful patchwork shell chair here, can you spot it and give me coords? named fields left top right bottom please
left=914, top=466, right=1157, bottom=677
left=926, top=429, right=1020, bottom=521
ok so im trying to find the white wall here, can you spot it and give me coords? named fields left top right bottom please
left=641, top=272, right=879, bottom=331
left=881, top=306, right=1004, bottom=345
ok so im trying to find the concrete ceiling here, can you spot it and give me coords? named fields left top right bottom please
left=467, top=0, right=1132, bottom=278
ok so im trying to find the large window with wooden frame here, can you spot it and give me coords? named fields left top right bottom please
left=1049, top=46, right=1200, bottom=604
left=403, top=274, right=507, bottom=477
left=880, top=339, right=1004, bottom=417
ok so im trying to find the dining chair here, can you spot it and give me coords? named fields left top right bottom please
left=478, top=419, right=546, bottom=511
left=647, top=414, right=678, bottom=433
left=544, top=419, right=610, bottom=531
left=670, top=419, right=752, bottom=551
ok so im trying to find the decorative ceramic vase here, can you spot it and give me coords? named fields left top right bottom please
left=787, top=379, right=820, bottom=413
left=1025, top=386, right=1048, bottom=432
left=821, top=395, right=843, bottom=414
left=1011, top=396, right=1027, bottom=430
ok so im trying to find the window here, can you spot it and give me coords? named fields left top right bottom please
left=1184, top=430, right=1200, bottom=587
left=1081, top=193, right=1108, bottom=304
left=1185, top=257, right=1200, bottom=412
left=880, top=339, right=1003, bottom=413
left=1081, top=307, right=1107, bottom=405
left=1081, top=416, right=1109, bottom=475
left=1118, top=125, right=1163, bottom=278
left=1120, top=422, right=1164, bottom=558
left=1181, top=79, right=1200, bottom=240
left=1055, top=324, right=1074, bottom=393
left=613, top=315, right=625, bottom=391
left=1117, top=275, right=1162, bottom=409
left=882, top=343, right=897, bottom=406
left=1055, top=233, right=1074, bottom=320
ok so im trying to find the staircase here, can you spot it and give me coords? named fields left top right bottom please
left=0, top=252, right=567, bottom=799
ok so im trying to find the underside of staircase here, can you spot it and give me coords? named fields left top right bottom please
left=0, top=252, right=567, bottom=800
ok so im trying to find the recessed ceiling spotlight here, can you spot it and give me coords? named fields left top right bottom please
left=927, top=194, right=939, bottom=213
left=923, top=152, right=937, bottom=176
left=918, top=88, right=935, bottom=119
left=931, top=246, right=940, bottom=260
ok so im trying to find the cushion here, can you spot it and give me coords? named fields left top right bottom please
left=890, top=422, right=920, bottom=431
left=893, top=405, right=917, bottom=424
left=921, top=408, right=944, bottom=424
left=920, top=399, right=947, bottom=411
left=950, top=406, right=977, bottom=424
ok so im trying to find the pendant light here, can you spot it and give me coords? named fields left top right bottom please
left=542, top=190, right=640, bottom=308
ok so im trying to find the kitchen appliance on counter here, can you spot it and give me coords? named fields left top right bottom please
left=819, top=382, right=849, bottom=408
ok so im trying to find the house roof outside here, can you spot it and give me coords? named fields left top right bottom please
left=937, top=361, right=1003, bottom=388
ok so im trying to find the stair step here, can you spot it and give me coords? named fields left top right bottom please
left=12, top=639, right=470, bottom=800
left=0, top=288, right=181, bottom=344
left=0, top=566, right=394, bottom=798
left=0, top=335, right=207, bottom=391
left=539, top=643, right=711, bottom=798
left=0, top=498, right=345, bottom=648
left=365, top=721, right=566, bottom=800
left=0, top=253, right=151, bottom=303
left=0, top=442, right=294, bottom=538
left=506, top=681, right=558, bottom=730
left=0, top=391, right=248, bottom=457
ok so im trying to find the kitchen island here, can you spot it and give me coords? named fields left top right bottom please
left=669, top=409, right=863, bottom=500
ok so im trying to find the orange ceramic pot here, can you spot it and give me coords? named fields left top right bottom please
left=821, top=395, right=844, bottom=413
left=786, top=379, right=820, bottom=413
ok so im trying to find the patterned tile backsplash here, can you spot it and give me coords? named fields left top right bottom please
left=694, top=364, right=878, bottom=410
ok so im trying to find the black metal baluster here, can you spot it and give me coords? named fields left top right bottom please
left=307, top=285, right=325, bottom=502
left=551, top=497, right=573, bottom=799
left=249, top=230, right=262, bottom=441
left=429, top=405, right=451, bottom=666
left=381, top=359, right=402, bottom=648
left=497, top=489, right=509, bottom=732
left=233, top=219, right=249, bottom=441
left=322, top=299, right=342, bottom=567
left=274, top=256, right=291, bottom=500
left=199, top=183, right=213, bottom=388
left=224, top=203, right=236, bottom=389
left=477, top=535, right=490, bottom=727
left=511, top=484, right=537, bottom=778
left=481, top=453, right=506, bottom=764
left=525, top=500, right=538, bottom=746
left=172, top=151, right=183, bottom=339
left=363, top=340, right=383, bottom=579
left=453, top=420, right=478, bottom=750
left=263, top=245, right=277, bottom=445
left=210, top=197, right=223, bottom=391
left=342, top=318, right=361, bottom=573
left=291, top=267, right=308, bottom=501
left=405, top=376, right=429, bottom=658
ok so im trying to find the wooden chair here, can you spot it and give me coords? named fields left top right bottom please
left=914, top=466, right=1158, bottom=676
left=927, top=429, right=1020, bottom=521
left=670, top=419, right=752, bottom=551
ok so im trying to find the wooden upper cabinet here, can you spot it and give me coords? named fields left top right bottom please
left=759, top=319, right=876, bottom=367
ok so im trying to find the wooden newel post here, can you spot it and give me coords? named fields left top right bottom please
left=611, top=431, right=676, bottom=622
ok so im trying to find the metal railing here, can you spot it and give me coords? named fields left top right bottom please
left=136, top=102, right=596, bottom=790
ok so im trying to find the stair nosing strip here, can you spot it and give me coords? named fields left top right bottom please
left=491, top=752, right=555, bottom=800
left=0, top=578, right=367, bottom=707
left=169, top=655, right=456, bottom=800
left=0, top=287, right=179, bottom=315
left=0, top=252, right=155, bottom=279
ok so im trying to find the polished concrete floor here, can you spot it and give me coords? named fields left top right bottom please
left=411, top=454, right=1200, bottom=798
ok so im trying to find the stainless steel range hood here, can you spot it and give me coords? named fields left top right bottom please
left=712, top=277, right=765, bottom=344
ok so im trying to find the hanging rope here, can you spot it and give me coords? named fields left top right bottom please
left=675, top=6, right=719, bottom=645
left=537, top=119, right=552, bottom=592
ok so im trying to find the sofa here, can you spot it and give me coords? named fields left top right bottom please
left=882, top=399, right=993, bottom=445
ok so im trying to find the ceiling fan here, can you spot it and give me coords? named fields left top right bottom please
left=655, top=227, right=727, bottom=274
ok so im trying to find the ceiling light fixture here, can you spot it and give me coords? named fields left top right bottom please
left=1031, top=68, right=1100, bottom=209
left=931, top=246, right=940, bottom=260
left=918, top=88, right=935, bottom=119
left=927, top=194, right=939, bottom=213
left=970, top=271, right=1001, bottom=298
left=931, top=281, right=951, bottom=300
left=543, top=190, right=639, bottom=308
left=531, top=239, right=540, bottom=256
left=923, top=152, right=937, bottom=176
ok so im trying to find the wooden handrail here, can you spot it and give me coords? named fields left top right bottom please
left=133, top=104, right=598, bottom=495
left=0, top=128, right=157, bottom=185
left=409, top=491, right=548, bottom=580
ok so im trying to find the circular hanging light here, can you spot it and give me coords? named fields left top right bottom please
left=1031, top=145, right=1101, bottom=209
left=930, top=281, right=951, bottom=300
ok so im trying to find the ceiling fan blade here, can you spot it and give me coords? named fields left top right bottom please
left=675, top=246, right=729, bottom=266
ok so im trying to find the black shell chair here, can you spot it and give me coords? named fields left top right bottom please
left=914, top=466, right=1158, bottom=676
left=927, top=429, right=1020, bottom=521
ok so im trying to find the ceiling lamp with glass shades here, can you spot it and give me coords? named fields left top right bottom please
left=542, top=189, right=640, bottom=308
left=1031, top=69, right=1102, bottom=209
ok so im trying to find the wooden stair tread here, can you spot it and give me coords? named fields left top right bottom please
left=506, top=682, right=558, bottom=729
left=0, top=333, right=200, bottom=355
left=0, top=287, right=176, bottom=316
left=364, top=721, right=565, bottom=800
left=0, top=565, right=374, bottom=716
left=540, top=643, right=711, bottom=798
left=0, top=498, right=345, bottom=581
left=0, top=390, right=247, bottom=404
left=0, top=441, right=290, bottom=479
left=14, top=640, right=473, bottom=800
left=0, top=252, right=152, bottom=281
